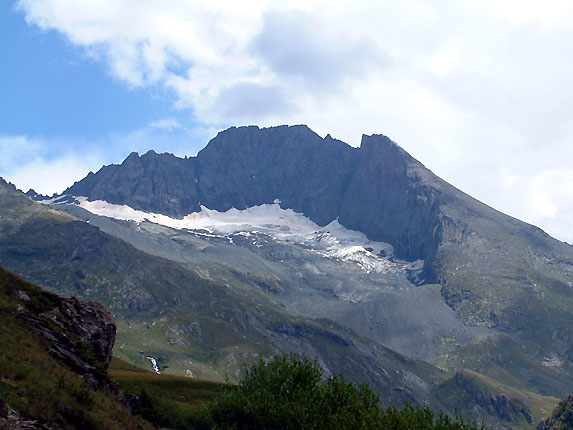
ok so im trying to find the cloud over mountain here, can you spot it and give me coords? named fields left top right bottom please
left=12, top=0, right=573, bottom=242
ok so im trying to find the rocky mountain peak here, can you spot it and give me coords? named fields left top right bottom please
left=60, top=124, right=572, bottom=283
left=0, top=177, right=17, bottom=192
left=123, top=151, right=140, bottom=164
left=198, top=124, right=325, bottom=160
left=360, top=132, right=396, bottom=149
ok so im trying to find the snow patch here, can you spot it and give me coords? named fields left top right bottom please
left=146, top=356, right=161, bottom=374
left=71, top=197, right=419, bottom=274
left=541, top=354, right=563, bottom=368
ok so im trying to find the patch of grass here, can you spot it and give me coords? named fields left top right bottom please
left=434, top=368, right=559, bottom=429
left=109, top=357, right=224, bottom=430
left=109, top=357, right=224, bottom=408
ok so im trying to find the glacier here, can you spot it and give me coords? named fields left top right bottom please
left=72, top=197, right=420, bottom=275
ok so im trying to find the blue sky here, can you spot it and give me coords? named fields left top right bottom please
left=1, top=1, right=173, bottom=138
left=1, top=0, right=572, bottom=243
left=0, top=0, right=214, bottom=194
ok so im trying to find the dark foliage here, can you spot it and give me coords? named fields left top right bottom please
left=205, top=354, right=481, bottom=430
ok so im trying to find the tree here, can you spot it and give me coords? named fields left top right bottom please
left=206, top=354, right=479, bottom=430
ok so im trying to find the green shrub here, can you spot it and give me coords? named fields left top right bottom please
left=206, top=354, right=480, bottom=430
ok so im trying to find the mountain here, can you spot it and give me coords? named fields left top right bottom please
left=66, top=126, right=437, bottom=263
left=0, top=178, right=451, bottom=407
left=2, top=123, right=571, bottom=428
left=62, top=125, right=573, bottom=388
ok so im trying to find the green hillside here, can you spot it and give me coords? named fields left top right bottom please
left=0, top=267, right=152, bottom=429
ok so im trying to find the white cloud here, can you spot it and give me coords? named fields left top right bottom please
left=0, top=118, right=213, bottom=195
left=495, top=167, right=573, bottom=244
left=0, top=135, right=104, bottom=195
left=14, top=0, right=573, bottom=243
left=6, top=155, right=102, bottom=196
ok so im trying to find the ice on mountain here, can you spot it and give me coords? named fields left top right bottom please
left=71, top=197, right=417, bottom=274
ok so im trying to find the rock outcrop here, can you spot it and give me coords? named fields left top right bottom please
left=0, top=404, right=52, bottom=430
left=19, top=295, right=116, bottom=386
left=545, top=394, right=573, bottom=430
left=42, top=297, right=116, bottom=367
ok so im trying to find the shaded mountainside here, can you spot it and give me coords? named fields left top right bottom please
left=0, top=179, right=449, bottom=409
left=63, top=125, right=573, bottom=380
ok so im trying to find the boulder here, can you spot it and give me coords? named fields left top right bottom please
left=19, top=295, right=116, bottom=387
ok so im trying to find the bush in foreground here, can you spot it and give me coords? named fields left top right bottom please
left=206, top=354, right=480, bottom=430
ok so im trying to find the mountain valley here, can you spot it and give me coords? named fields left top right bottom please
left=1, top=124, right=572, bottom=428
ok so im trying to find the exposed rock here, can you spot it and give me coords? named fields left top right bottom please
left=0, top=406, right=52, bottom=430
left=64, top=125, right=437, bottom=263
left=119, top=393, right=140, bottom=415
left=41, top=297, right=116, bottom=368
left=18, top=296, right=116, bottom=387
left=451, top=371, right=533, bottom=424
left=16, top=290, right=29, bottom=302
left=545, top=394, right=573, bottom=430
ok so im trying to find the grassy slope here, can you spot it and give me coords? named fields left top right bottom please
left=109, top=357, right=224, bottom=428
left=434, top=368, right=558, bottom=429
left=109, top=357, right=223, bottom=409
left=0, top=267, right=152, bottom=430
left=435, top=203, right=573, bottom=396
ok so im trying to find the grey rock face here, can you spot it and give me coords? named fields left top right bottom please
left=63, top=125, right=573, bottom=327
left=19, top=295, right=116, bottom=382
left=41, top=297, right=116, bottom=368
left=64, top=125, right=442, bottom=263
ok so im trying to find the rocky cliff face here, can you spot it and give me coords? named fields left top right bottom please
left=40, top=297, right=116, bottom=368
left=545, top=394, right=573, bottom=430
left=64, top=126, right=573, bottom=319
left=65, top=125, right=444, bottom=263
left=18, top=291, right=116, bottom=386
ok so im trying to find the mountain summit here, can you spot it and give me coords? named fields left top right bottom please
left=3, top=125, right=572, bottom=428
left=66, top=125, right=571, bottom=275
left=65, top=125, right=472, bottom=263
left=65, top=124, right=572, bottom=359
